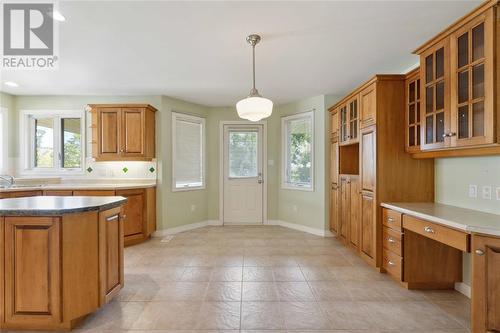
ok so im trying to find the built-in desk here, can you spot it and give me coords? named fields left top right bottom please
left=380, top=202, right=500, bottom=333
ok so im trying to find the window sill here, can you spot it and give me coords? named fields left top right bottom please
left=172, top=185, right=206, bottom=192
left=281, top=184, right=314, bottom=192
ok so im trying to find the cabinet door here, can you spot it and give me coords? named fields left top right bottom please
left=421, top=39, right=450, bottom=150
left=73, top=190, right=115, bottom=196
left=349, top=177, right=360, bottom=249
left=97, top=108, right=121, bottom=158
left=121, top=108, right=145, bottom=157
left=361, top=126, right=376, bottom=192
left=330, top=109, right=339, bottom=141
left=360, top=192, right=375, bottom=261
left=99, top=207, right=124, bottom=305
left=4, top=217, right=61, bottom=326
left=406, top=71, right=422, bottom=152
left=360, top=84, right=376, bottom=128
left=339, top=104, right=349, bottom=143
left=339, top=177, right=349, bottom=242
left=330, top=141, right=339, bottom=184
left=329, top=185, right=339, bottom=233
left=116, top=189, right=145, bottom=237
left=450, top=10, right=494, bottom=147
left=0, top=190, right=42, bottom=199
left=348, top=97, right=359, bottom=143
left=472, top=234, right=500, bottom=333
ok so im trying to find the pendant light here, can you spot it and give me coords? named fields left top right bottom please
left=236, top=34, right=273, bottom=122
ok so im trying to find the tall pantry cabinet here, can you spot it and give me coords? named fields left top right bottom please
left=328, top=75, right=434, bottom=267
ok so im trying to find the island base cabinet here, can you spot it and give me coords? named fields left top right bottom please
left=99, top=207, right=124, bottom=305
left=3, top=217, right=61, bottom=328
left=472, top=234, right=500, bottom=333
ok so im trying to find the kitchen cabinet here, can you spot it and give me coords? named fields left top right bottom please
left=89, top=104, right=157, bottom=161
left=411, top=1, right=500, bottom=158
left=116, top=189, right=144, bottom=239
left=329, top=75, right=434, bottom=267
left=472, top=234, right=500, bottom=333
left=405, top=68, right=422, bottom=152
left=329, top=136, right=339, bottom=234
left=0, top=190, right=42, bottom=199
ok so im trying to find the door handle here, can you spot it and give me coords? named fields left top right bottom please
left=257, top=172, right=263, bottom=184
left=106, top=214, right=119, bottom=222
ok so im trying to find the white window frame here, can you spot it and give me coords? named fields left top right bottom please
left=281, top=111, right=315, bottom=191
left=19, top=109, right=86, bottom=175
left=0, top=108, right=7, bottom=174
left=171, top=112, right=206, bottom=192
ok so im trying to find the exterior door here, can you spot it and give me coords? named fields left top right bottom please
left=223, top=124, right=264, bottom=224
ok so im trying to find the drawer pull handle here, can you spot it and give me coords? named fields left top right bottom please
left=387, top=217, right=395, bottom=223
left=388, top=237, right=396, bottom=243
left=475, top=249, right=484, bottom=256
left=106, top=214, right=119, bottom=222
left=388, top=260, right=396, bottom=266
left=424, top=226, right=435, bottom=233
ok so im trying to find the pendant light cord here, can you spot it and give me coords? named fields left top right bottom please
left=252, top=44, right=256, bottom=90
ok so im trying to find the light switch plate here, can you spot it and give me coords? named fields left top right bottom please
left=468, top=185, right=477, bottom=198
left=482, top=185, right=492, bottom=200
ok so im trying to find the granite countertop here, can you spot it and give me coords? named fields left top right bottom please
left=0, top=182, right=156, bottom=193
left=381, top=202, right=500, bottom=237
left=0, top=196, right=127, bottom=216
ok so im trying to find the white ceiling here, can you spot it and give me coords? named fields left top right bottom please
left=0, top=1, right=480, bottom=106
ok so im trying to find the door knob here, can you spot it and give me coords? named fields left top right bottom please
left=257, top=172, right=263, bottom=184
left=475, top=249, right=484, bottom=256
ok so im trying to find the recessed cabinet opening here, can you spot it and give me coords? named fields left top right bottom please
left=339, top=143, right=359, bottom=175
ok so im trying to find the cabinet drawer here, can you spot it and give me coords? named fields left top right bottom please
left=382, top=208, right=402, bottom=232
left=403, top=215, right=470, bottom=252
left=383, top=249, right=402, bottom=281
left=383, top=226, right=403, bottom=256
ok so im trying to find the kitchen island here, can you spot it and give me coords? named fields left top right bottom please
left=0, top=196, right=127, bottom=330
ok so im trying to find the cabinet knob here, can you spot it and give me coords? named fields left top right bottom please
left=122, top=214, right=127, bottom=220
left=387, top=217, right=395, bottom=223
left=448, top=132, right=456, bottom=137
left=475, top=249, right=485, bottom=256
left=388, top=260, right=396, bottom=266
left=424, top=226, right=435, bottom=234
left=388, top=237, right=396, bottom=243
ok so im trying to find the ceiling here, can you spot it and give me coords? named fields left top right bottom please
left=0, top=1, right=480, bottom=107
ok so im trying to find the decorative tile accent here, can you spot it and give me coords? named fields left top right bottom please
left=86, top=167, right=93, bottom=173
left=122, top=167, right=129, bottom=173
left=149, top=167, right=155, bottom=173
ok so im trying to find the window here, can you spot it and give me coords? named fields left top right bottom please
left=172, top=112, right=205, bottom=191
left=282, top=111, right=314, bottom=190
left=0, top=108, right=7, bottom=173
left=228, top=130, right=258, bottom=178
left=21, top=110, right=85, bottom=173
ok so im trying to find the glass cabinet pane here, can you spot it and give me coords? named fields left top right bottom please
left=409, top=104, right=415, bottom=125
left=436, top=112, right=444, bottom=142
left=426, top=116, right=433, bottom=143
left=458, top=70, right=469, bottom=103
left=458, top=105, right=469, bottom=139
left=472, top=64, right=484, bottom=99
left=417, top=125, right=421, bottom=145
left=425, top=55, right=433, bottom=83
left=409, top=126, right=415, bottom=146
left=426, top=86, right=433, bottom=113
left=417, top=103, right=421, bottom=121
left=473, top=101, right=484, bottom=137
left=416, top=80, right=420, bottom=99
left=409, top=82, right=415, bottom=103
left=436, top=48, right=444, bottom=79
left=472, top=23, right=484, bottom=61
left=458, top=32, right=469, bottom=68
left=436, top=81, right=444, bottom=110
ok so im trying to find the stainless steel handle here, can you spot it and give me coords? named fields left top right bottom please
left=388, top=237, right=396, bottom=243
left=106, top=214, right=119, bottom=222
left=257, top=172, right=263, bottom=184
left=424, top=226, right=435, bottom=233
left=442, top=133, right=448, bottom=138
left=387, top=217, right=395, bottom=223
left=388, top=260, right=396, bottom=266
left=448, top=132, right=456, bottom=137
left=475, top=249, right=485, bottom=256
left=120, top=148, right=125, bottom=152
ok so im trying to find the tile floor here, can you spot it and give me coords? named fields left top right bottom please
left=72, top=225, right=470, bottom=333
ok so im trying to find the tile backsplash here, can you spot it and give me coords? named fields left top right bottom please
left=83, top=158, right=157, bottom=179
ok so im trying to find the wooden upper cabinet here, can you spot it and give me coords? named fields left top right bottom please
left=360, top=83, right=376, bottom=128
left=330, top=109, right=339, bottom=142
left=405, top=68, right=422, bottom=152
left=450, top=9, right=494, bottom=147
left=338, top=97, right=359, bottom=145
left=90, top=104, right=157, bottom=161
left=420, top=38, right=451, bottom=150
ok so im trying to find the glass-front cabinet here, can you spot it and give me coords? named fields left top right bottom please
left=405, top=68, right=421, bottom=152
left=339, top=97, right=359, bottom=145
left=420, top=39, right=450, bottom=150
left=450, top=11, right=494, bottom=147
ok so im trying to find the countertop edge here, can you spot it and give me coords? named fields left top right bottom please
left=0, top=183, right=156, bottom=193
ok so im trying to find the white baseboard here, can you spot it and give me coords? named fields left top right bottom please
left=454, top=282, right=471, bottom=298
left=266, top=219, right=329, bottom=237
left=153, top=219, right=222, bottom=237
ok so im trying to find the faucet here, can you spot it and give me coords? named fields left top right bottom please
left=0, top=175, right=14, bottom=187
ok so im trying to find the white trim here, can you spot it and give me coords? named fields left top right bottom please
left=219, top=120, right=268, bottom=225
left=171, top=112, right=206, bottom=192
left=266, top=219, right=330, bottom=237
left=454, top=282, right=471, bottom=298
left=281, top=110, right=315, bottom=191
left=152, top=220, right=222, bottom=236
left=19, top=109, right=86, bottom=176
left=0, top=107, right=7, bottom=174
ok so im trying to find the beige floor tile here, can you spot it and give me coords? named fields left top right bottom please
left=210, top=267, right=243, bottom=281
left=241, top=302, right=285, bottom=329
left=299, top=266, right=337, bottom=281
left=242, top=282, right=279, bottom=301
left=205, top=282, right=242, bottom=301
left=342, top=281, right=390, bottom=301
left=433, top=300, right=471, bottom=329
left=180, top=267, right=213, bottom=281
left=195, top=302, right=241, bottom=329
left=272, top=267, right=306, bottom=281
left=132, top=301, right=202, bottom=329
left=243, top=267, right=275, bottom=281
left=308, top=281, right=352, bottom=301
left=276, top=282, right=315, bottom=301
left=280, top=301, right=331, bottom=330
left=152, top=282, right=208, bottom=301
left=320, top=301, right=377, bottom=330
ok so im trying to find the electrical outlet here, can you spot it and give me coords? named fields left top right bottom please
left=496, top=187, right=500, bottom=201
left=482, top=186, right=492, bottom=200
left=468, top=185, right=478, bottom=198
left=190, top=204, right=196, bottom=212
